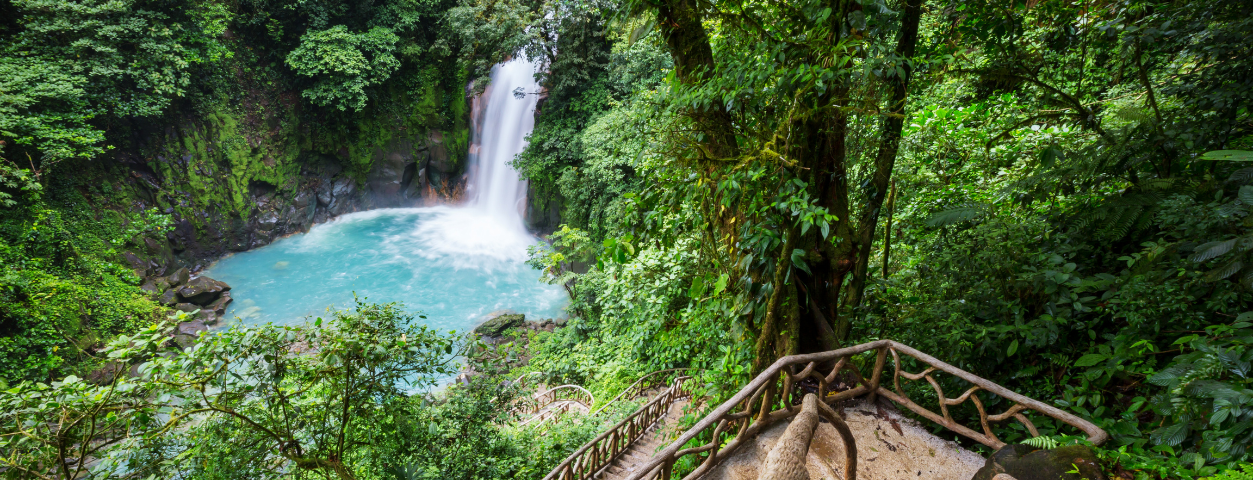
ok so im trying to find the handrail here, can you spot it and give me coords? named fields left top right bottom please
left=516, top=384, right=595, bottom=418
left=620, top=339, right=1108, bottom=480
left=591, top=368, right=691, bottom=415
left=519, top=399, right=590, bottom=427
left=513, top=371, right=546, bottom=386
left=542, top=376, right=693, bottom=480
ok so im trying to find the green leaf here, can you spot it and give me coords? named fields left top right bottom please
left=1191, top=239, right=1236, bottom=263
left=1007, top=339, right=1019, bottom=356
left=689, top=276, right=707, bottom=299
left=1200, top=150, right=1253, bottom=161
left=1074, top=353, right=1108, bottom=367
left=713, top=273, right=729, bottom=295
left=791, top=249, right=811, bottom=274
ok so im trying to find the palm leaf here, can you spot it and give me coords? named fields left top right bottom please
left=1203, top=259, right=1244, bottom=282
left=1240, top=185, right=1253, bottom=206
left=1192, top=239, right=1237, bottom=263
left=1226, top=167, right=1253, bottom=185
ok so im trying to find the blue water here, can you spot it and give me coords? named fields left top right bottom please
left=202, top=207, right=568, bottom=332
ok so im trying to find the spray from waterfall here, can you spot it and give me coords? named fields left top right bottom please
left=400, top=56, right=542, bottom=265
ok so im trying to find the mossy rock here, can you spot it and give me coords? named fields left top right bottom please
left=971, top=444, right=1105, bottom=480
left=475, top=313, right=524, bottom=337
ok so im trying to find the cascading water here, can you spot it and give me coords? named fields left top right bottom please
left=468, top=57, right=539, bottom=224
left=204, top=57, right=565, bottom=331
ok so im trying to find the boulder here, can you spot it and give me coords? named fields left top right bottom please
left=194, top=309, right=218, bottom=325
left=140, top=281, right=160, bottom=294
left=158, top=289, right=179, bottom=306
left=85, top=361, right=127, bottom=384
left=121, top=251, right=148, bottom=277
left=173, top=320, right=208, bottom=349
left=332, top=177, right=355, bottom=198
left=367, top=141, right=412, bottom=198
left=176, top=320, right=208, bottom=337
left=167, top=267, right=190, bottom=287
left=474, top=313, right=524, bottom=337
left=427, top=131, right=455, bottom=173
left=152, top=275, right=172, bottom=292
left=316, top=182, right=333, bottom=206
left=204, top=291, right=233, bottom=316
left=174, top=303, right=200, bottom=313
left=403, top=170, right=424, bottom=199
left=143, top=236, right=162, bottom=254
left=178, top=276, right=231, bottom=305
left=971, top=444, right=1105, bottom=480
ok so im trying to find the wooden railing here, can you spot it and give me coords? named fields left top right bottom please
left=515, top=384, right=595, bottom=423
left=591, top=368, right=691, bottom=415
left=542, top=376, right=693, bottom=480
left=620, top=339, right=1108, bottom=480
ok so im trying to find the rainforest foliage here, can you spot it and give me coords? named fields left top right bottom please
left=2, top=0, right=1253, bottom=478
left=513, top=0, right=1253, bottom=476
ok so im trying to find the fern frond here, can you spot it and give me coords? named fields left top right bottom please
left=1240, top=186, right=1253, bottom=206
left=1110, top=206, right=1140, bottom=240
left=1204, top=462, right=1253, bottom=480
left=1075, top=207, right=1108, bottom=229
left=1020, top=435, right=1061, bottom=449
left=1140, top=179, right=1178, bottom=191
left=1115, top=107, right=1152, bottom=123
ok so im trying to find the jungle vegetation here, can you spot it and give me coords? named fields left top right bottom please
left=1, top=0, right=1252, bottom=478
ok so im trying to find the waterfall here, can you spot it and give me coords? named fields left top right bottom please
left=199, top=59, right=569, bottom=339
left=466, top=57, right=540, bottom=230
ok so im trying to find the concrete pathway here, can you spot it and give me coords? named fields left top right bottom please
left=700, top=398, right=984, bottom=480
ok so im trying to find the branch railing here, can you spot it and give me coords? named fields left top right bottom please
left=619, top=339, right=1108, bottom=480
left=515, top=384, right=595, bottom=419
left=591, top=368, right=691, bottom=415
left=543, top=376, right=693, bottom=480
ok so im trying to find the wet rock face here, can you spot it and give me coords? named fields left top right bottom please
left=118, top=125, right=467, bottom=272
left=971, top=444, right=1106, bottom=480
left=525, top=187, right=562, bottom=234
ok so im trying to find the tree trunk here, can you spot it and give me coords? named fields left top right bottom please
left=656, top=0, right=738, bottom=159
left=844, top=0, right=925, bottom=326
left=752, top=228, right=796, bottom=373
